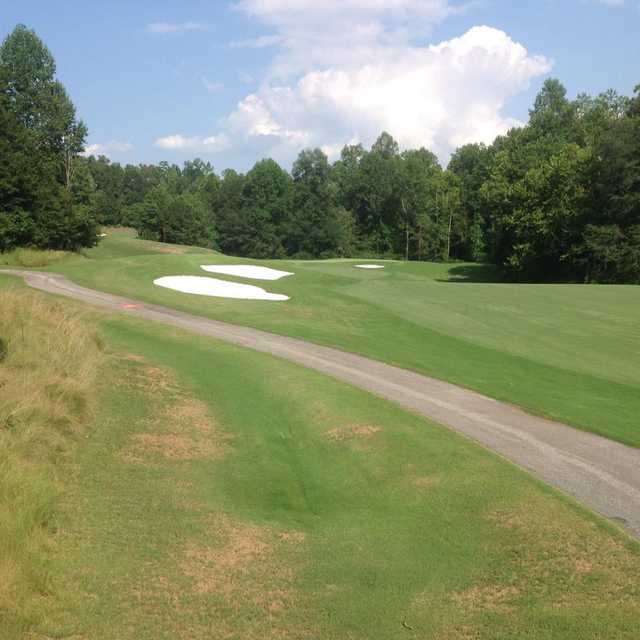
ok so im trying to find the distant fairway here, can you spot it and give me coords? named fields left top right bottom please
left=44, top=229, right=640, bottom=446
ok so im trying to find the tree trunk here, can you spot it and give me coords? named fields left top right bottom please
left=405, top=223, right=409, bottom=262
left=64, top=148, right=73, bottom=190
left=401, top=197, right=409, bottom=261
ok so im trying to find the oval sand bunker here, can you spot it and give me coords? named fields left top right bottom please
left=200, top=265, right=293, bottom=280
left=154, top=276, right=289, bottom=301
left=355, top=264, right=385, bottom=270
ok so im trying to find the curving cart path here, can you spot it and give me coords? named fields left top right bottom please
left=3, top=268, right=640, bottom=539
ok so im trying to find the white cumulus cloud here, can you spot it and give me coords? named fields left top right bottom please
left=154, top=134, right=229, bottom=153
left=157, top=2, right=552, bottom=165
left=147, top=22, right=208, bottom=34
left=224, top=25, right=550, bottom=163
left=234, top=0, right=457, bottom=77
left=201, top=77, right=225, bottom=93
left=82, top=141, right=134, bottom=157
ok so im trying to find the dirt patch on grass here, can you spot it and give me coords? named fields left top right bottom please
left=121, top=353, right=147, bottom=362
left=451, top=584, right=519, bottom=613
left=165, top=399, right=216, bottom=434
left=401, top=463, right=441, bottom=490
left=121, top=397, right=231, bottom=464
left=183, top=516, right=271, bottom=595
left=115, top=358, right=232, bottom=466
left=178, top=514, right=312, bottom=638
left=123, top=432, right=222, bottom=462
left=411, top=492, right=640, bottom=639
left=412, top=475, right=441, bottom=489
left=323, top=424, right=381, bottom=442
left=482, top=493, right=640, bottom=609
left=152, top=243, right=189, bottom=254
left=279, top=532, right=306, bottom=544
left=113, top=356, right=178, bottom=394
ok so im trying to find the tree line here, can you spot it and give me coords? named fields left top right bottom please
left=1, top=25, right=639, bottom=282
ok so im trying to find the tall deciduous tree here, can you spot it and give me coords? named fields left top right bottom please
left=0, top=24, right=96, bottom=251
left=286, top=149, right=342, bottom=257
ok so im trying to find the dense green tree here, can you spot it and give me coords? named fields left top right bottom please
left=0, top=78, right=43, bottom=250
left=332, top=143, right=365, bottom=214
left=84, top=156, right=125, bottom=225
left=352, top=133, right=403, bottom=254
left=285, top=149, right=342, bottom=257
left=215, top=169, right=247, bottom=256
left=529, top=78, right=576, bottom=141
left=448, top=143, right=492, bottom=260
left=397, top=148, right=440, bottom=260
left=238, top=159, right=291, bottom=257
left=0, top=24, right=56, bottom=136
left=0, top=26, right=96, bottom=252
left=1, top=26, right=87, bottom=183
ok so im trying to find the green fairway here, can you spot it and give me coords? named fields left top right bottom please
left=27, top=307, right=640, bottom=639
left=39, top=229, right=640, bottom=446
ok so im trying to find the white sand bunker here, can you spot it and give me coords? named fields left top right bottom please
left=200, top=265, right=293, bottom=280
left=355, top=264, right=385, bottom=270
left=154, top=276, right=289, bottom=301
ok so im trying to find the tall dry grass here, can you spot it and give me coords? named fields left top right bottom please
left=0, top=248, right=69, bottom=268
left=0, top=287, right=103, bottom=636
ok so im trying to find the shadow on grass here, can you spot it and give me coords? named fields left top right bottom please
left=437, top=263, right=503, bottom=283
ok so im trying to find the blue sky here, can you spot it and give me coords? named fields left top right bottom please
left=1, top=1, right=638, bottom=170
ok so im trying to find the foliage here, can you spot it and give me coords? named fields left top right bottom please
left=0, top=25, right=97, bottom=253
left=3, top=25, right=636, bottom=281
left=108, top=77, right=638, bottom=282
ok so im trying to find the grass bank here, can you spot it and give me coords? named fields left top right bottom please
left=0, top=247, right=70, bottom=268
left=0, top=283, right=103, bottom=637
left=40, top=229, right=640, bottom=446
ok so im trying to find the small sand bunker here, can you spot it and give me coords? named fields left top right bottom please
left=201, top=265, right=293, bottom=280
left=154, top=276, right=289, bottom=301
left=355, top=264, right=384, bottom=270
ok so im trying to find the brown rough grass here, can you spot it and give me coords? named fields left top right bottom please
left=323, top=424, right=381, bottom=442
left=179, top=514, right=311, bottom=638
left=427, top=492, right=640, bottom=637
left=120, top=393, right=232, bottom=465
left=0, top=288, right=103, bottom=636
left=130, top=512, right=312, bottom=639
left=486, top=496, right=640, bottom=607
left=0, top=248, right=69, bottom=268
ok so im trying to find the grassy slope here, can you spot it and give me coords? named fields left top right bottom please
left=0, top=247, right=69, bottom=267
left=0, top=278, right=103, bottom=637
left=2, top=272, right=639, bottom=638
left=32, top=307, right=640, bottom=639
left=41, top=229, right=640, bottom=447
